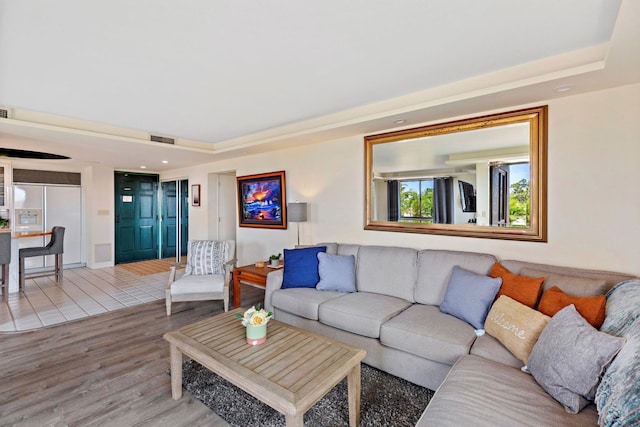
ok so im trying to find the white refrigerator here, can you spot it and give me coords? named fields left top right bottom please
left=13, top=184, right=82, bottom=270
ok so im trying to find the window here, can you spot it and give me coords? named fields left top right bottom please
left=490, top=162, right=530, bottom=227
left=399, top=179, right=433, bottom=223
left=508, top=163, right=530, bottom=227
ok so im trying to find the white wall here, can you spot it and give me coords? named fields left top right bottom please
left=84, top=165, right=114, bottom=268
left=161, top=83, right=640, bottom=276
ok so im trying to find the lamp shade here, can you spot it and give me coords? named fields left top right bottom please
left=288, top=202, right=308, bottom=222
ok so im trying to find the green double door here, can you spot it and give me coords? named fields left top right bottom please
left=160, top=180, right=189, bottom=260
left=114, top=172, right=188, bottom=264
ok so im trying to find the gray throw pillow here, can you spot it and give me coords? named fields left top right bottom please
left=186, top=240, right=227, bottom=275
left=316, top=252, right=356, bottom=292
left=528, top=304, right=626, bottom=414
left=439, top=265, right=502, bottom=329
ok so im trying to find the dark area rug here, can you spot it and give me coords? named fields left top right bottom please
left=180, top=359, right=434, bottom=426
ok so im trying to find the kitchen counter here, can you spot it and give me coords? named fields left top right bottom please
left=2, top=230, right=52, bottom=294
left=12, top=231, right=52, bottom=239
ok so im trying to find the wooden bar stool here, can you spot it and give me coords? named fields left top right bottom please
left=0, top=232, right=10, bottom=302
left=18, top=226, right=65, bottom=291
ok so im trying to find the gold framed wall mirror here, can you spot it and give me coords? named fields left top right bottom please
left=365, top=106, right=547, bottom=242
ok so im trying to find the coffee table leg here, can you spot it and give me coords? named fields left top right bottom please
left=347, top=363, right=361, bottom=427
left=285, top=412, right=303, bottom=427
left=169, top=344, right=183, bottom=400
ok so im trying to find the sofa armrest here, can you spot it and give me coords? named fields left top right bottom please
left=264, top=269, right=284, bottom=312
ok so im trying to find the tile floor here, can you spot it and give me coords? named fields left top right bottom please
left=0, top=265, right=168, bottom=332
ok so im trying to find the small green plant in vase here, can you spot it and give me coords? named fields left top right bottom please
left=269, top=253, right=281, bottom=267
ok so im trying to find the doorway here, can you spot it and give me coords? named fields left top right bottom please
left=114, top=172, right=159, bottom=264
left=490, top=165, right=509, bottom=226
left=207, top=172, right=236, bottom=241
left=161, top=179, right=189, bottom=261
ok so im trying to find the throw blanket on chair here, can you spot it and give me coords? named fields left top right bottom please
left=595, top=279, right=640, bottom=427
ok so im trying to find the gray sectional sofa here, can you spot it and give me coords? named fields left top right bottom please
left=264, top=243, right=635, bottom=426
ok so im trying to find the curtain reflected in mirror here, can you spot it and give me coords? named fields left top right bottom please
left=365, top=106, right=547, bottom=242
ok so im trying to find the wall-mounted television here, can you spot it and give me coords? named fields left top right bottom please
left=458, top=181, right=476, bottom=213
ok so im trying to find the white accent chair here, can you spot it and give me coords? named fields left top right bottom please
left=165, top=240, right=236, bottom=315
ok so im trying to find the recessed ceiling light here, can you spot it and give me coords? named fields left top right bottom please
left=394, top=119, right=407, bottom=124
left=162, top=160, right=168, bottom=164
left=140, top=165, right=147, bottom=169
left=553, top=85, right=573, bottom=93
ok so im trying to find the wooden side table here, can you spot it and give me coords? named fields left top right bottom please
left=232, top=262, right=282, bottom=308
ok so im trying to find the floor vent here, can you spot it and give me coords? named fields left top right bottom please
left=0, top=108, right=11, bottom=119
left=150, top=134, right=175, bottom=145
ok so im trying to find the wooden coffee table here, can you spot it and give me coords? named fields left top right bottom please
left=163, top=309, right=367, bottom=426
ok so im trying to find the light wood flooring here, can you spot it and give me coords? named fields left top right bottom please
left=0, top=282, right=265, bottom=426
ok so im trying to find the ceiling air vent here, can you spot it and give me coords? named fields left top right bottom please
left=0, top=107, right=11, bottom=119
left=150, top=134, right=175, bottom=145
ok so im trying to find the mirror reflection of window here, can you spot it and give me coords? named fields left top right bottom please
left=398, top=179, right=433, bottom=223
left=365, top=106, right=547, bottom=241
left=508, top=163, right=531, bottom=228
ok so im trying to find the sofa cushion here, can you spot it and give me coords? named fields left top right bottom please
left=501, top=260, right=632, bottom=292
left=318, top=292, right=411, bottom=338
left=538, top=286, right=606, bottom=328
left=315, top=242, right=338, bottom=255
left=417, top=355, right=598, bottom=427
left=519, top=268, right=607, bottom=297
left=528, top=305, right=625, bottom=414
left=469, top=333, right=523, bottom=369
left=484, top=295, right=550, bottom=363
left=336, top=243, right=361, bottom=258
left=271, top=288, right=344, bottom=320
left=282, top=246, right=326, bottom=289
left=355, top=246, right=417, bottom=302
left=170, top=273, right=225, bottom=294
left=380, top=304, right=476, bottom=366
left=415, top=250, right=496, bottom=305
left=316, top=253, right=356, bottom=292
left=490, top=263, right=544, bottom=308
left=439, top=266, right=502, bottom=330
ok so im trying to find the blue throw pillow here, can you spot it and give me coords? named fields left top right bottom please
left=316, top=252, right=356, bottom=292
left=281, top=246, right=327, bottom=289
left=440, top=265, right=502, bottom=329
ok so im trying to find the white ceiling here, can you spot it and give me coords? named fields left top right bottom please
left=1, top=0, right=639, bottom=172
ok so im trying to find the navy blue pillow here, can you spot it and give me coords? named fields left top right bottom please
left=282, top=246, right=327, bottom=289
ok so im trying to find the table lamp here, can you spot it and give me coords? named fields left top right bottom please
left=288, top=202, right=308, bottom=246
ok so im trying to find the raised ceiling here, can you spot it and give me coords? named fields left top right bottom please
left=0, top=0, right=638, bottom=172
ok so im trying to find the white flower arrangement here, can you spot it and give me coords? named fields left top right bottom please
left=235, top=305, right=273, bottom=327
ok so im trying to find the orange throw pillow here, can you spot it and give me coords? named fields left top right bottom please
left=538, top=286, right=606, bottom=328
left=489, top=263, right=544, bottom=308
